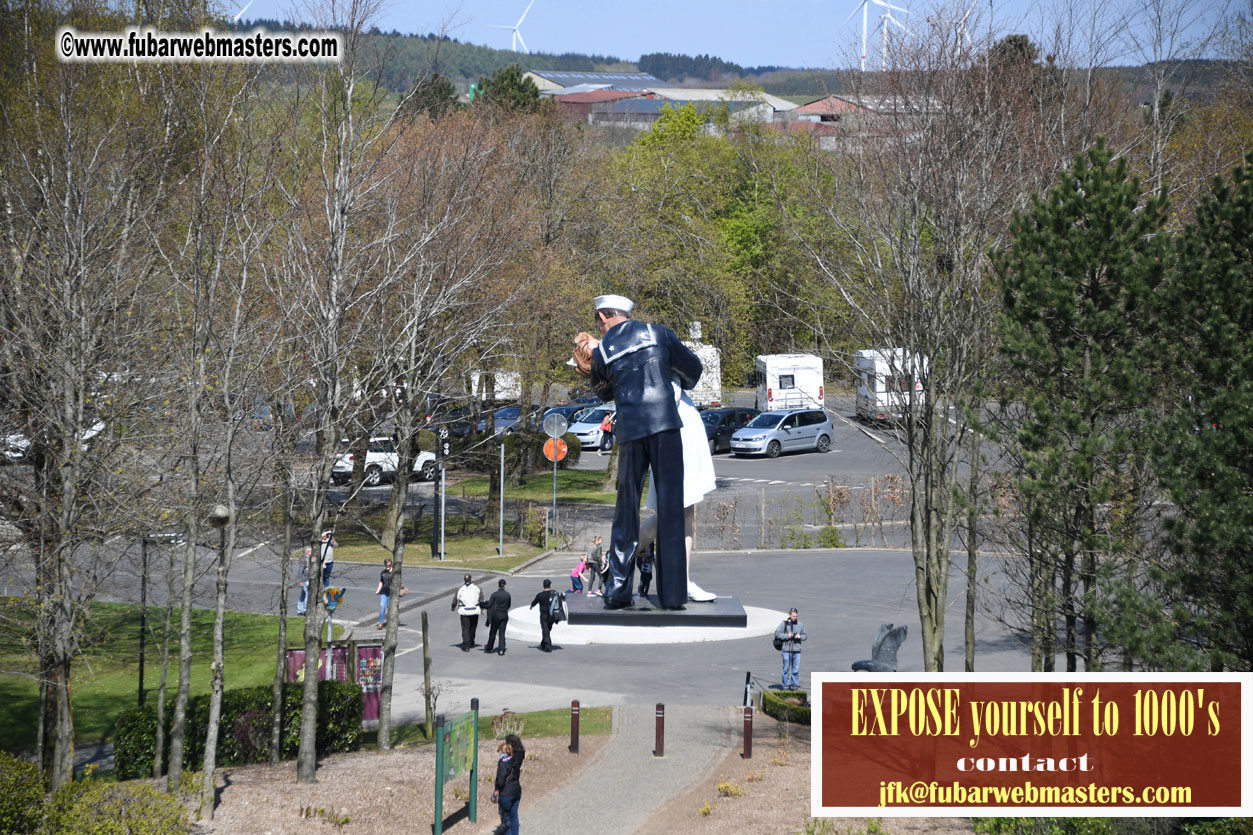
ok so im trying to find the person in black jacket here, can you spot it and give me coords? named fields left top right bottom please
left=528, top=579, right=557, bottom=652
left=484, top=579, right=511, bottom=656
left=491, top=734, right=524, bottom=835
left=576, top=294, right=702, bottom=611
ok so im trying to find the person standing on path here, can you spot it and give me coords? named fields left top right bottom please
left=491, top=734, right=525, bottom=835
left=484, top=579, right=512, bottom=656
left=451, top=573, right=484, bottom=651
left=584, top=535, right=606, bottom=597
left=636, top=542, right=654, bottom=597
left=375, top=559, right=393, bottom=629
left=319, top=530, right=338, bottom=586
left=529, top=579, right=557, bottom=652
left=577, top=293, right=702, bottom=610
left=296, top=547, right=312, bottom=615
left=775, top=608, right=807, bottom=690
left=598, top=410, right=615, bottom=454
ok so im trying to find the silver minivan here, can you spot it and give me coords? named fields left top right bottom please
left=729, top=408, right=834, bottom=458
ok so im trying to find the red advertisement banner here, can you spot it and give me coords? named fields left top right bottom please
left=812, top=673, right=1251, bottom=816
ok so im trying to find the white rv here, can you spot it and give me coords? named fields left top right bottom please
left=754, top=354, right=824, bottom=412
left=853, top=348, right=926, bottom=421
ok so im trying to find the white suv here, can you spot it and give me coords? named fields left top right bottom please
left=332, top=437, right=437, bottom=486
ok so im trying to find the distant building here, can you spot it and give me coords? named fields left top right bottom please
left=589, top=97, right=772, bottom=131
left=553, top=89, right=650, bottom=123
left=523, top=70, right=661, bottom=92
left=648, top=87, right=798, bottom=117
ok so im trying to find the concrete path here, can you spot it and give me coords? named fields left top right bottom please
left=519, top=704, right=737, bottom=835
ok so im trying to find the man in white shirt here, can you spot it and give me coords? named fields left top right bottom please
left=451, top=573, right=484, bottom=652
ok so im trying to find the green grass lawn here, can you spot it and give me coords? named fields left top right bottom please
left=374, top=705, right=613, bottom=748
left=327, top=526, right=545, bottom=574
left=0, top=602, right=344, bottom=754
left=454, top=468, right=616, bottom=505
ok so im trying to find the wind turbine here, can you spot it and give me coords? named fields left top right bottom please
left=489, top=0, right=536, bottom=54
left=878, top=3, right=910, bottom=71
left=232, top=0, right=255, bottom=22
left=843, top=0, right=909, bottom=71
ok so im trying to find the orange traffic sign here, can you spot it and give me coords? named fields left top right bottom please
left=543, top=438, right=568, bottom=462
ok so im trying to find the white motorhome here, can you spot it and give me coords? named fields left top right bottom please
left=853, top=348, right=927, bottom=421
left=755, top=354, right=824, bottom=412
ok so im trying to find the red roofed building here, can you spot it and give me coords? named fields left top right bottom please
left=554, top=89, right=651, bottom=123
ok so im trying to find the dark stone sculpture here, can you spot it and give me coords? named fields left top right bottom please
left=851, top=623, right=908, bottom=672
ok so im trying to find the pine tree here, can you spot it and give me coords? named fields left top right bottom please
left=993, top=138, right=1169, bottom=671
left=1149, top=155, right=1253, bottom=671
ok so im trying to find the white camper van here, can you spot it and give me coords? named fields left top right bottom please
left=853, top=348, right=926, bottom=421
left=755, top=354, right=824, bottom=412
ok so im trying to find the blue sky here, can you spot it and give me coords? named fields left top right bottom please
left=232, top=0, right=1234, bottom=70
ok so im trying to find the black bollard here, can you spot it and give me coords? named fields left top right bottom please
left=654, top=703, right=664, bottom=757
left=570, top=699, right=580, bottom=754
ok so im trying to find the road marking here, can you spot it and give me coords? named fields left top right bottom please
left=830, top=411, right=888, bottom=445
left=768, top=480, right=786, bottom=485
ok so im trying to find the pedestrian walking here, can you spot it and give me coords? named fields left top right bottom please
left=295, top=547, right=312, bottom=615
left=484, top=579, right=512, bottom=656
left=490, top=734, right=525, bottom=835
left=585, top=535, right=606, bottom=597
left=775, top=608, right=807, bottom=690
left=319, top=530, right=338, bottom=586
left=529, top=579, right=558, bottom=652
left=375, top=558, right=393, bottom=629
left=636, top=542, right=655, bottom=597
left=451, top=573, right=484, bottom=651
left=598, top=410, right=615, bottom=454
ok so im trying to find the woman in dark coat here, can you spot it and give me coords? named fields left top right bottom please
left=491, top=734, right=525, bottom=835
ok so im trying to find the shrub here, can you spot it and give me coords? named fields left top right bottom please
left=114, top=682, right=362, bottom=778
left=114, top=706, right=158, bottom=780
left=761, top=689, right=811, bottom=725
left=0, top=750, right=45, bottom=834
left=43, top=781, right=188, bottom=835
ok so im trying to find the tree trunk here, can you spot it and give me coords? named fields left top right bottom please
left=964, top=431, right=981, bottom=672
left=201, top=490, right=237, bottom=820
left=155, top=544, right=177, bottom=776
left=167, top=516, right=199, bottom=791
left=271, top=505, right=293, bottom=766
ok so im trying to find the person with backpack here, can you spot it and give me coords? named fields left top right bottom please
left=774, top=608, right=807, bottom=690
left=528, top=579, right=561, bottom=652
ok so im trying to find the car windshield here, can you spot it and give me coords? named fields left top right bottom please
left=495, top=407, right=521, bottom=419
left=746, top=412, right=785, bottom=429
left=577, top=408, right=611, bottom=425
left=701, top=411, right=724, bottom=427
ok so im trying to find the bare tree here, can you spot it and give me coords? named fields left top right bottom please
left=0, top=10, right=178, bottom=788
left=786, top=3, right=1069, bottom=670
left=270, top=0, right=437, bottom=782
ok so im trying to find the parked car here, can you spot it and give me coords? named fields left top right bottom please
left=332, top=436, right=437, bottom=486
left=567, top=403, right=616, bottom=450
left=3, top=421, right=106, bottom=463
left=426, top=402, right=475, bottom=438
left=542, top=404, right=588, bottom=428
left=475, top=405, right=540, bottom=436
left=701, top=407, right=761, bottom=454
left=729, top=409, right=834, bottom=458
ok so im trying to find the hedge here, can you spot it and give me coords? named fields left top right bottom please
left=44, top=781, right=188, bottom=835
left=0, top=750, right=44, bottom=834
left=761, top=689, right=811, bottom=725
left=115, top=681, right=361, bottom=779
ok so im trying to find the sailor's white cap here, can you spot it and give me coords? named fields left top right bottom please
left=593, top=294, right=634, bottom=314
